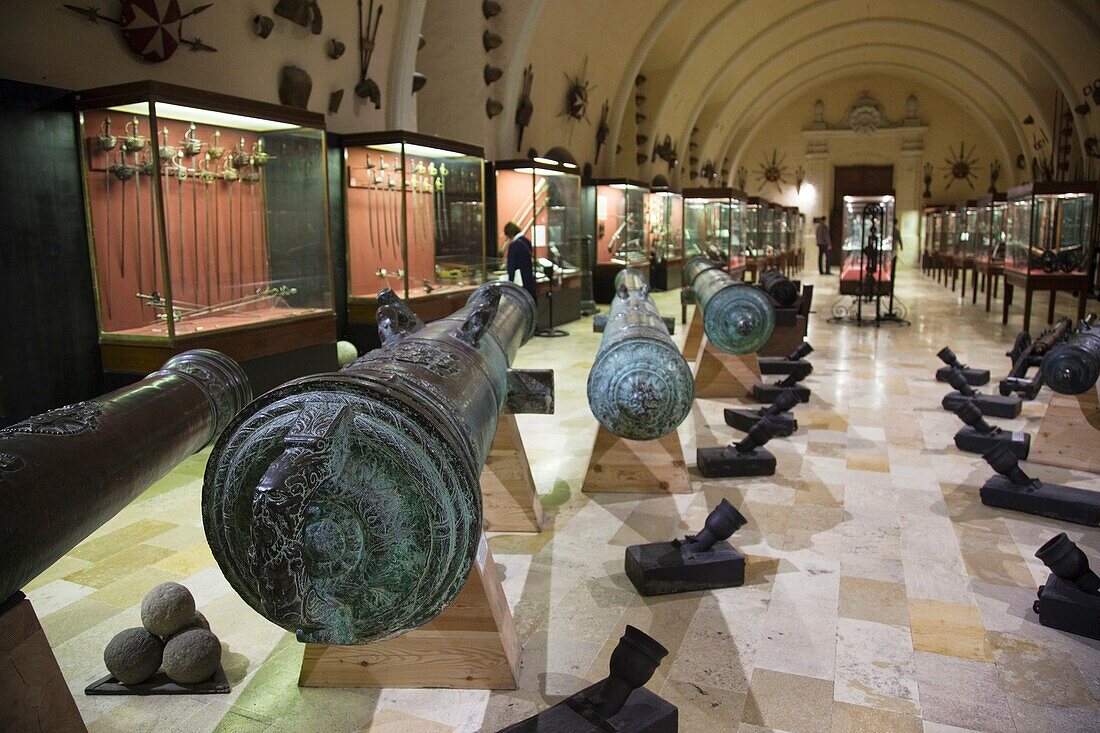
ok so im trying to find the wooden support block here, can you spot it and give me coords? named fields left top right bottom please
left=480, top=413, right=544, bottom=533
left=0, top=595, right=87, bottom=733
left=682, top=307, right=704, bottom=361
left=582, top=425, right=692, bottom=494
left=299, top=535, right=520, bottom=690
left=692, top=338, right=761, bottom=399
left=1030, top=385, right=1100, bottom=474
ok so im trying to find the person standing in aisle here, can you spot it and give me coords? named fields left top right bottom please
left=502, top=221, right=536, bottom=300
left=815, top=217, right=832, bottom=274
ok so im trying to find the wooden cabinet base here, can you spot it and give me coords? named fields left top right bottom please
left=481, top=413, right=544, bottom=532
left=299, top=537, right=520, bottom=689
left=692, top=339, right=761, bottom=399
left=0, top=594, right=87, bottom=732
left=1030, top=385, right=1100, bottom=474
left=582, top=426, right=691, bottom=494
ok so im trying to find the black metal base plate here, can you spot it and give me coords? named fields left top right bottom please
left=625, top=539, right=746, bottom=596
left=758, top=357, right=813, bottom=380
left=497, top=682, right=678, bottom=732
left=942, top=392, right=1022, bottom=419
left=1035, top=575, right=1100, bottom=642
left=752, top=383, right=811, bottom=403
left=936, top=365, right=990, bottom=386
left=697, top=446, right=776, bottom=478
left=954, top=427, right=1030, bottom=459
left=85, top=665, right=230, bottom=696
left=724, top=408, right=797, bottom=434
left=980, top=476, right=1100, bottom=526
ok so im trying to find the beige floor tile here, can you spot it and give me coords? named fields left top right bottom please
left=64, top=543, right=175, bottom=589
left=742, top=668, right=836, bottom=733
left=69, top=519, right=177, bottom=562
left=838, top=576, right=909, bottom=626
left=831, top=701, right=923, bottom=733
left=908, top=598, right=993, bottom=661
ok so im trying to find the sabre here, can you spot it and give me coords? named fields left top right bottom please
left=202, top=154, right=217, bottom=304
left=226, top=154, right=238, bottom=292
left=101, top=119, right=116, bottom=319
left=213, top=156, right=223, bottom=301
left=134, top=151, right=145, bottom=295
left=116, top=151, right=132, bottom=283
left=438, top=162, right=450, bottom=241
left=191, top=154, right=201, bottom=304
left=175, top=151, right=187, bottom=303
left=388, top=172, right=401, bottom=259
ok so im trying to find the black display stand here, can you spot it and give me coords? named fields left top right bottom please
left=626, top=540, right=745, bottom=596
left=536, top=264, right=569, bottom=338
left=497, top=681, right=677, bottom=732
left=1033, top=575, right=1100, bottom=641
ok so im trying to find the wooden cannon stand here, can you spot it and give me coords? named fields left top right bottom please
left=1029, top=384, right=1100, bottom=475
left=0, top=592, right=88, bottom=732
left=298, top=408, right=545, bottom=689
left=682, top=307, right=763, bottom=398
left=299, top=533, right=521, bottom=690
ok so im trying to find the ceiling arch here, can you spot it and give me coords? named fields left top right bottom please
left=602, top=0, right=683, bottom=176
left=636, top=0, right=1093, bottom=178
left=687, top=18, right=1048, bottom=174
left=699, top=44, right=1029, bottom=185
left=719, top=63, right=1018, bottom=190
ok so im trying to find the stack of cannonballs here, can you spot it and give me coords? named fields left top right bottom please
left=103, top=582, right=222, bottom=686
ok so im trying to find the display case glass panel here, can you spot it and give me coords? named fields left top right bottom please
left=594, top=182, right=648, bottom=266
left=491, top=161, right=582, bottom=282
left=975, top=195, right=1007, bottom=263
left=646, top=190, right=684, bottom=263
left=957, top=202, right=979, bottom=258
left=744, top=198, right=765, bottom=257
left=841, top=194, right=895, bottom=264
left=939, top=209, right=958, bottom=255
left=344, top=132, right=485, bottom=301
left=683, top=188, right=746, bottom=269
left=1005, top=183, right=1097, bottom=274
left=75, top=83, right=332, bottom=342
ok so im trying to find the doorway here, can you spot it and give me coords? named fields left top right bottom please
left=830, top=165, right=894, bottom=267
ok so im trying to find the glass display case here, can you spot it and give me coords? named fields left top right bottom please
left=956, top=201, right=979, bottom=260
left=646, top=187, right=684, bottom=290
left=682, top=188, right=745, bottom=272
left=74, top=81, right=335, bottom=382
left=939, top=208, right=958, bottom=259
left=743, top=197, right=766, bottom=258
left=342, top=131, right=485, bottom=346
left=586, top=179, right=648, bottom=302
left=1005, top=183, right=1097, bottom=274
left=839, top=194, right=895, bottom=294
left=975, top=194, right=1007, bottom=264
left=489, top=157, right=583, bottom=326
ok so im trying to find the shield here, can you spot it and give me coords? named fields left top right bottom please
left=120, top=0, right=182, bottom=63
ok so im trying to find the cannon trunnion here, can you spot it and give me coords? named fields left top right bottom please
left=203, top=282, right=549, bottom=646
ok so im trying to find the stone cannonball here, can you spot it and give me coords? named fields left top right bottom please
left=163, top=628, right=222, bottom=684
left=104, top=627, right=163, bottom=684
left=141, top=582, right=196, bottom=636
left=336, top=340, right=358, bottom=366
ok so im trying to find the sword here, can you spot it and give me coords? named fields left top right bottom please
left=103, top=141, right=113, bottom=320
left=176, top=151, right=187, bottom=302
left=134, top=152, right=145, bottom=295
left=202, top=154, right=217, bottom=304
left=191, top=156, right=201, bottom=303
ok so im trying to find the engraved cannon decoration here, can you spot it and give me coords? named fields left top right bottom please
left=202, top=281, right=552, bottom=645
left=588, top=269, right=694, bottom=441
left=1041, top=320, right=1100, bottom=395
left=0, top=350, right=250, bottom=603
left=683, top=255, right=776, bottom=354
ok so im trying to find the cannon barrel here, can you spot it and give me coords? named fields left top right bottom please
left=1041, top=322, right=1100, bottom=395
left=613, top=266, right=647, bottom=292
left=759, top=270, right=799, bottom=307
left=202, top=281, right=546, bottom=645
left=0, top=350, right=250, bottom=603
left=684, top=256, right=776, bottom=354
left=588, top=271, right=694, bottom=440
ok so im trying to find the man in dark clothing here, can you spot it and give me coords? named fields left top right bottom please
left=815, top=217, right=832, bottom=274
left=503, top=221, right=536, bottom=299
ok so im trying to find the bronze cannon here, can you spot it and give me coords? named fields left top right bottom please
left=683, top=255, right=775, bottom=354
left=202, top=281, right=551, bottom=645
left=0, top=350, right=250, bottom=603
left=588, top=269, right=693, bottom=440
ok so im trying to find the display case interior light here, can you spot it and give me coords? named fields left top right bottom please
left=597, top=196, right=608, bottom=220
left=369, top=141, right=467, bottom=158
left=531, top=156, right=577, bottom=169
left=654, top=190, right=678, bottom=198
left=105, top=102, right=300, bottom=132
left=514, top=166, right=572, bottom=177
left=610, top=183, right=645, bottom=191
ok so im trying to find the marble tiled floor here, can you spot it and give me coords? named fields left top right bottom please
left=29, top=266, right=1100, bottom=732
